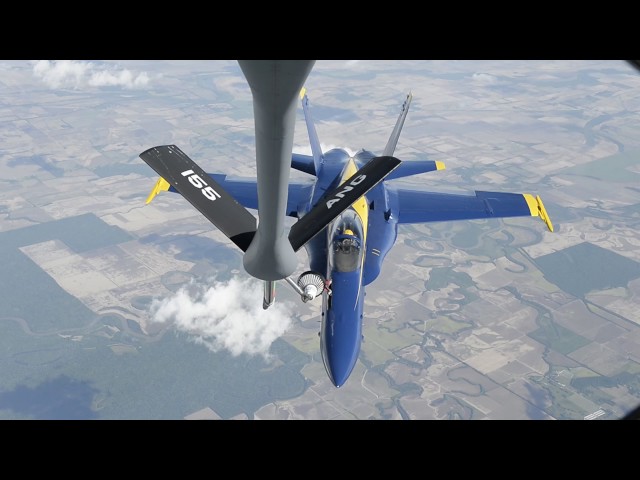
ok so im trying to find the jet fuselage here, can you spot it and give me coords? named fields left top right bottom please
left=302, top=148, right=399, bottom=386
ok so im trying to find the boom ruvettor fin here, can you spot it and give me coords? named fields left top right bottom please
left=523, top=194, right=554, bottom=232
left=140, top=145, right=257, bottom=251
left=288, top=155, right=401, bottom=251
left=145, top=176, right=171, bottom=204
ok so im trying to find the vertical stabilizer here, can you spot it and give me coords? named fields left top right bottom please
left=382, top=92, right=412, bottom=157
left=299, top=88, right=324, bottom=175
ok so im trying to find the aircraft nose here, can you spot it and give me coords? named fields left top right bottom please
left=327, top=360, right=352, bottom=388
left=321, top=298, right=362, bottom=388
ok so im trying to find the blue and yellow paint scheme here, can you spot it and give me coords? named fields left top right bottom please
left=142, top=90, right=553, bottom=388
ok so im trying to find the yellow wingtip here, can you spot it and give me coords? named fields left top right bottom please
left=435, top=161, right=446, bottom=171
left=536, top=195, right=554, bottom=232
left=145, top=177, right=170, bottom=204
left=522, top=194, right=554, bottom=232
left=523, top=194, right=538, bottom=216
left=299, top=87, right=307, bottom=100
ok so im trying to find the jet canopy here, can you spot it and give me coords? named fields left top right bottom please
left=329, top=210, right=364, bottom=273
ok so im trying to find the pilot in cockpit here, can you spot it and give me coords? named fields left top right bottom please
left=333, top=228, right=362, bottom=272
left=337, top=230, right=358, bottom=253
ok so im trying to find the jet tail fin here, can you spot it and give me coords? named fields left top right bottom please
left=382, top=92, right=412, bottom=157
left=288, top=155, right=401, bottom=251
left=140, top=145, right=257, bottom=251
left=300, top=88, right=323, bottom=175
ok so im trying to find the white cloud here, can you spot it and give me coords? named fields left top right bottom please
left=88, top=69, right=150, bottom=88
left=33, top=60, right=150, bottom=89
left=149, top=276, right=295, bottom=360
left=472, top=72, right=499, bottom=85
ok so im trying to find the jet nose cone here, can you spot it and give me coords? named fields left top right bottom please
left=321, top=309, right=361, bottom=388
left=328, top=362, right=352, bottom=388
left=320, top=269, right=364, bottom=388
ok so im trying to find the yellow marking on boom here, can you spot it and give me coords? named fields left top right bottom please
left=435, top=161, right=446, bottom=170
left=299, top=87, right=306, bottom=100
left=146, top=177, right=171, bottom=204
left=523, top=193, right=554, bottom=232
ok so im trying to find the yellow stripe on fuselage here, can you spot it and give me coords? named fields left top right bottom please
left=339, top=158, right=369, bottom=243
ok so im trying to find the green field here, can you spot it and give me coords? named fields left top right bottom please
left=528, top=317, right=590, bottom=355
left=560, top=148, right=640, bottom=183
left=534, top=242, right=640, bottom=298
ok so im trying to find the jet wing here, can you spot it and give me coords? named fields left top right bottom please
left=207, top=174, right=315, bottom=218
left=394, top=188, right=553, bottom=231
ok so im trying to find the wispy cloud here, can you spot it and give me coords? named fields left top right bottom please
left=33, top=60, right=150, bottom=89
left=149, top=276, right=295, bottom=360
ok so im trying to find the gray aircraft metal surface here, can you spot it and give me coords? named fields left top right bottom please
left=238, top=60, right=315, bottom=281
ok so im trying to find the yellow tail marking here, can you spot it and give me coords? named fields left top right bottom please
left=523, top=193, right=554, bottom=232
left=145, top=177, right=171, bottom=204
left=299, top=87, right=307, bottom=100
left=435, top=161, right=446, bottom=171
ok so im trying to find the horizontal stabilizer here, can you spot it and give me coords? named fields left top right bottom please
left=139, top=145, right=257, bottom=251
left=289, top=155, right=401, bottom=251
left=386, top=160, right=445, bottom=180
left=291, top=153, right=316, bottom=176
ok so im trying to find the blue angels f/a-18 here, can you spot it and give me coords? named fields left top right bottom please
left=140, top=79, right=553, bottom=388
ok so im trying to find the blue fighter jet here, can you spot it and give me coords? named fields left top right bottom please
left=141, top=89, right=553, bottom=387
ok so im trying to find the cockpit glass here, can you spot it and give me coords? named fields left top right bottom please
left=333, top=234, right=361, bottom=272
left=329, top=209, right=364, bottom=273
